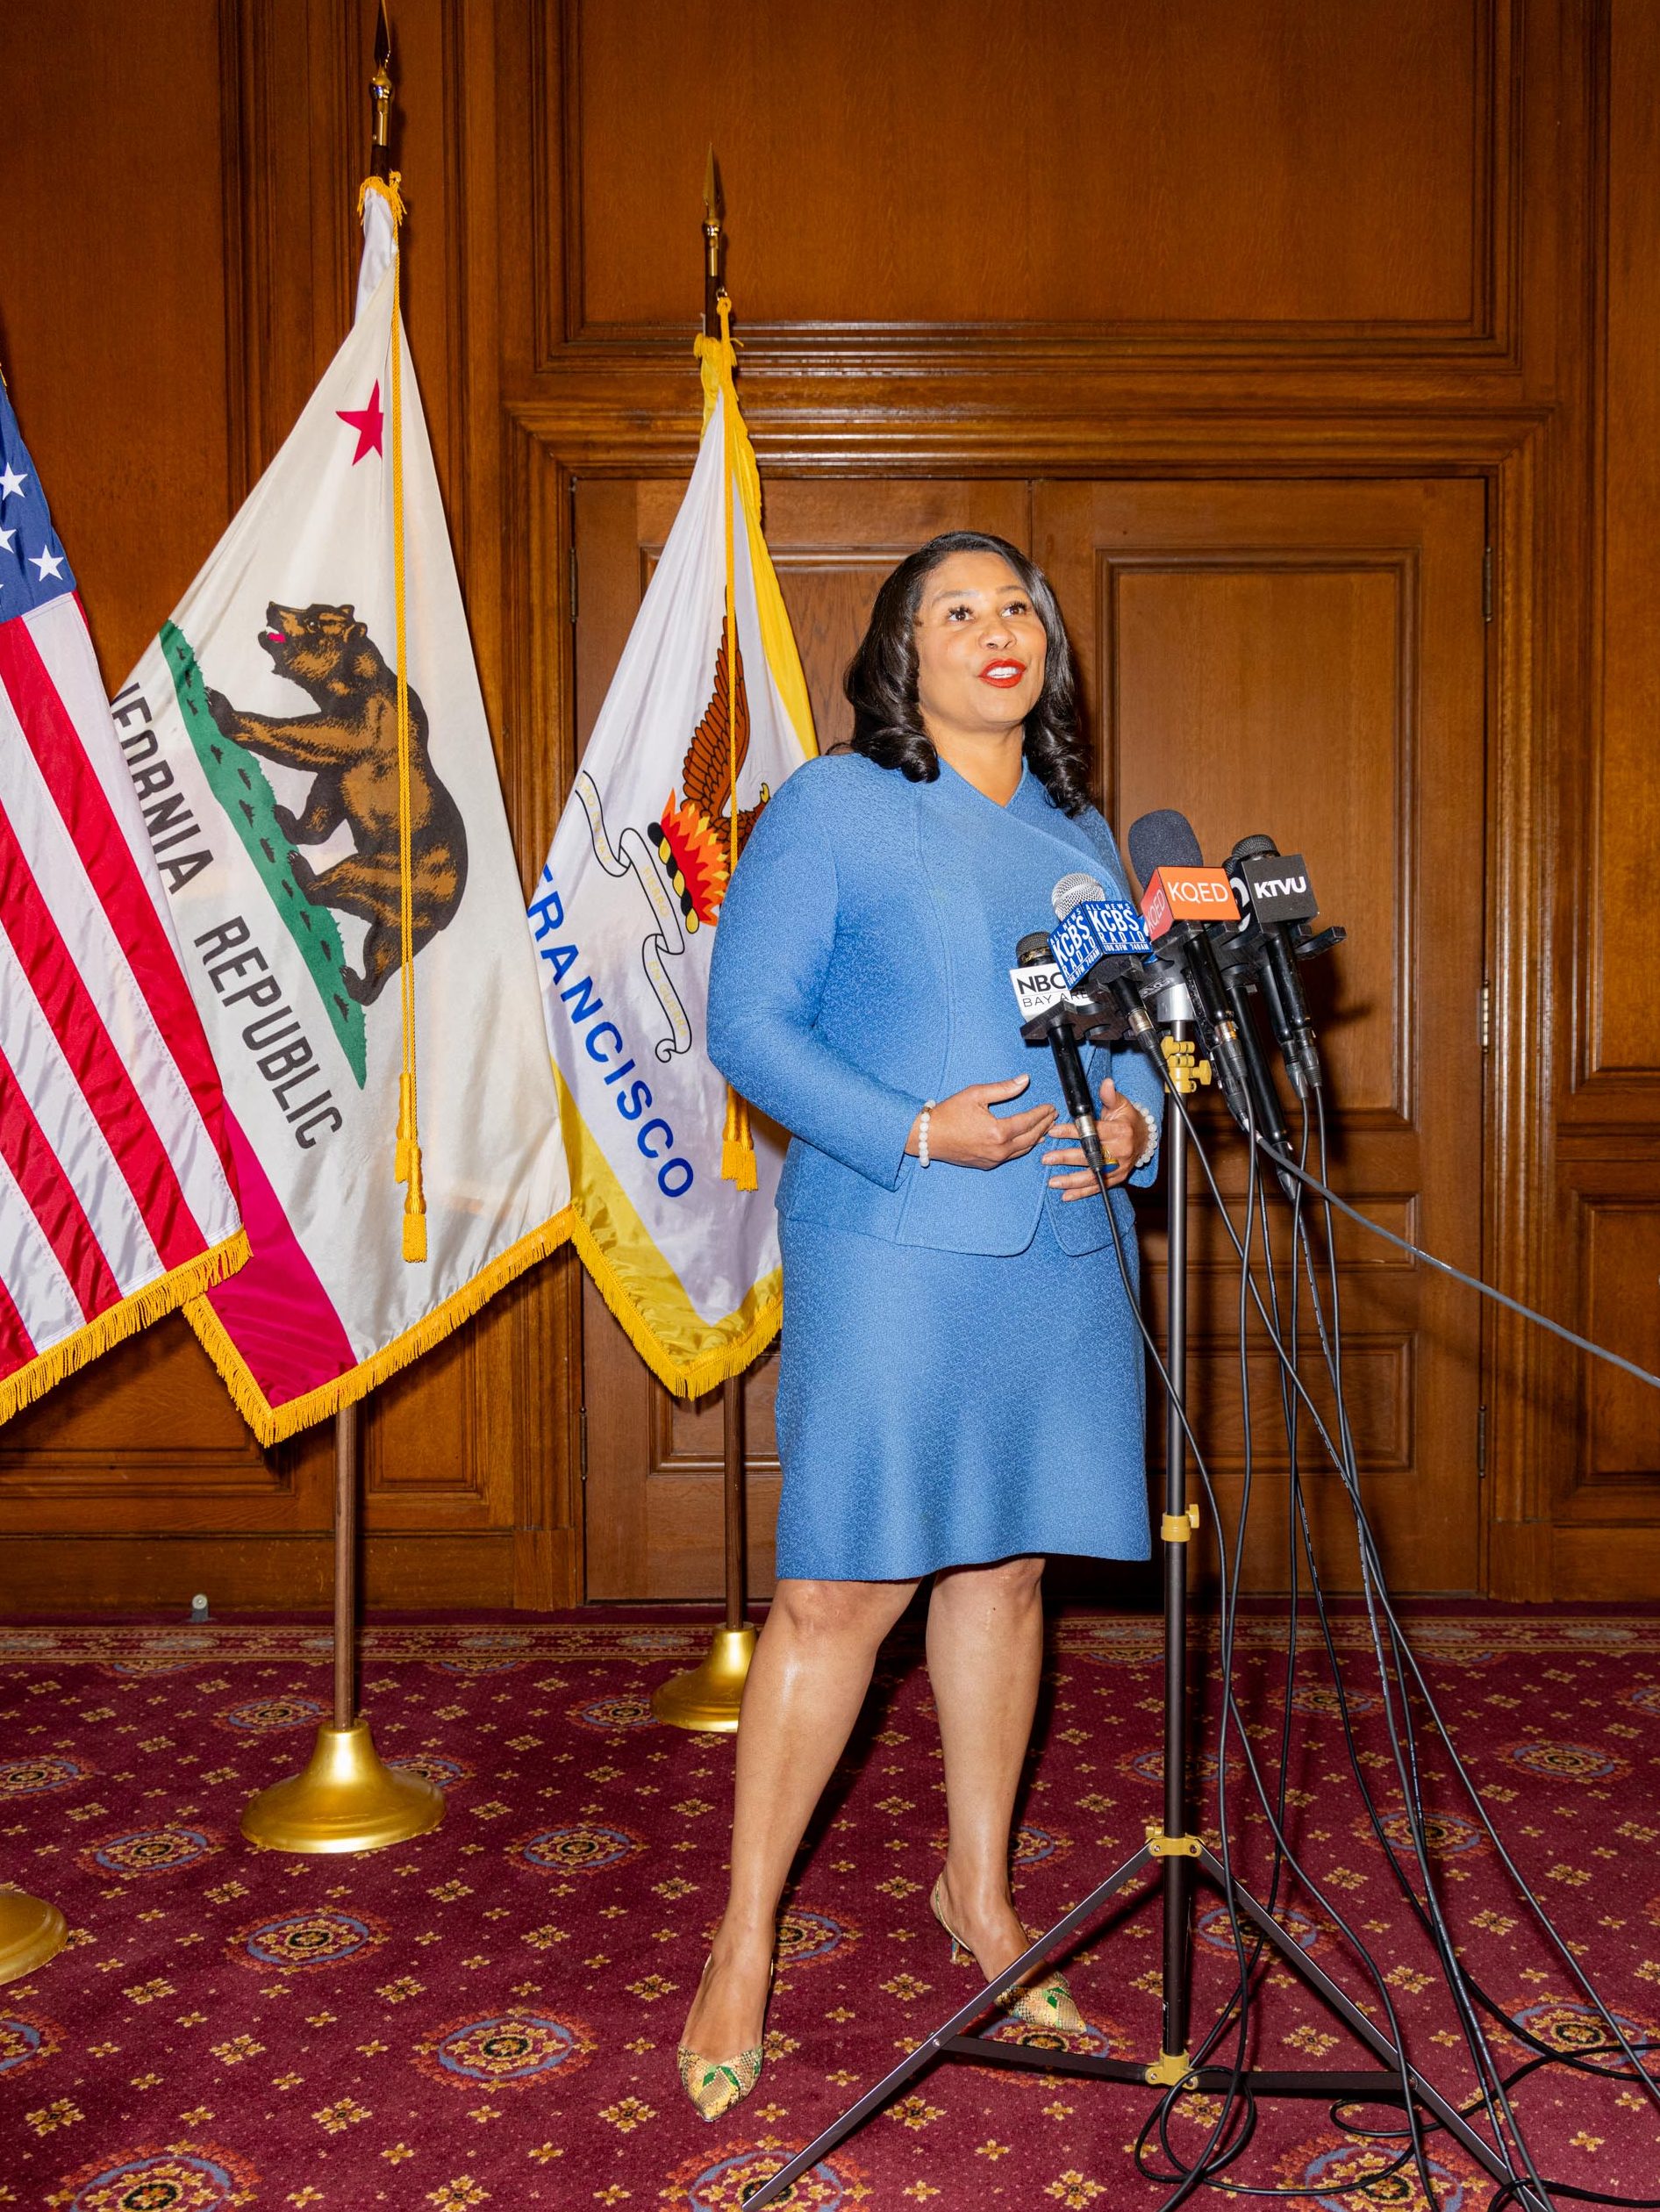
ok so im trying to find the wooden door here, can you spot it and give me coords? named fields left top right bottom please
left=576, top=480, right=1027, bottom=1600
left=1036, top=480, right=1487, bottom=1592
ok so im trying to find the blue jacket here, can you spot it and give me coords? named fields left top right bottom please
left=707, top=752, right=1163, bottom=1256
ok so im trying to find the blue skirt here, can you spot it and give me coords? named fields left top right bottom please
left=773, top=1209, right=1152, bottom=1582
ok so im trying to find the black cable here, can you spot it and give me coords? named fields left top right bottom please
left=1255, top=1138, right=1660, bottom=1394
left=1159, top=1069, right=1655, bottom=2202
left=1104, top=1049, right=1448, bottom=2200
left=1090, top=1123, right=1439, bottom=2205
left=1143, top=1070, right=1553, bottom=2202
left=1164, top=1120, right=1347, bottom=2187
left=1233, top=1099, right=1553, bottom=2200
left=1292, top=1101, right=1556, bottom=2205
left=1282, top=1092, right=1656, bottom=2104
left=1090, top=1163, right=1263, bottom=2208
left=1291, top=1091, right=1659, bottom=2199
left=1093, top=1149, right=1434, bottom=2202
left=1090, top=1046, right=1648, bottom=2205
left=1171, top=1126, right=1317, bottom=2152
left=1133, top=1124, right=1424, bottom=2204
left=1342, top=2044, right=1660, bottom=2212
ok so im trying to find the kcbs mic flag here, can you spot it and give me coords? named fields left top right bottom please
left=533, top=298, right=816, bottom=1394
left=0, top=372, right=245, bottom=1422
left=111, top=176, right=570, bottom=1444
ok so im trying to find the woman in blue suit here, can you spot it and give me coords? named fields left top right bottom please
left=676, top=533, right=1163, bottom=2121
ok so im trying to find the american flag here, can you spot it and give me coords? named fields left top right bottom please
left=0, top=372, right=244, bottom=1423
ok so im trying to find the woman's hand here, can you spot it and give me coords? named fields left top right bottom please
left=1043, top=1078, right=1151, bottom=1198
left=906, top=1076, right=1056, bottom=1170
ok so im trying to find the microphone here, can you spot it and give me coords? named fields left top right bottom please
left=1126, top=811, right=1255, bottom=1133
left=1223, top=835, right=1342, bottom=1098
left=1015, top=932, right=1108, bottom=1178
left=1048, top=874, right=1161, bottom=1060
left=1202, top=872, right=1300, bottom=1198
left=1196, top=860, right=1296, bottom=1159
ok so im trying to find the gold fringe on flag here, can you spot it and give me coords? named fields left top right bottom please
left=185, top=1211, right=573, bottom=1448
left=0, top=1228, right=249, bottom=1429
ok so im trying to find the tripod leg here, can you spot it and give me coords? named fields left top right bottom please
left=740, top=1843, right=1156, bottom=2210
left=1192, top=1850, right=1552, bottom=2210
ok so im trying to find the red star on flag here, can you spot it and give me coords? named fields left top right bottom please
left=337, top=382, right=384, bottom=465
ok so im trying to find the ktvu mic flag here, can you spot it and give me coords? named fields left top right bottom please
left=0, top=376, right=245, bottom=1421
left=532, top=302, right=815, bottom=1393
left=111, top=178, right=570, bottom=1443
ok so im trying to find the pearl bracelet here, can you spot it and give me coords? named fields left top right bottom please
left=1129, top=1101, right=1160, bottom=1171
left=917, top=1100, right=937, bottom=1170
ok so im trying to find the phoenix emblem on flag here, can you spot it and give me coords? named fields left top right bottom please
left=648, top=632, right=769, bottom=932
left=567, top=630, right=774, bottom=1064
left=203, top=600, right=469, bottom=1009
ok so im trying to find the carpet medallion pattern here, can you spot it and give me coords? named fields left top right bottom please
left=0, top=1614, right=1657, bottom=2207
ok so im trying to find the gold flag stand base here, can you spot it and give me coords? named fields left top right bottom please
left=651, top=1624, right=755, bottom=1734
left=240, top=1405, right=444, bottom=1856
left=0, top=1887, right=67, bottom=1987
left=241, top=1720, right=443, bottom=1855
left=651, top=1377, right=756, bottom=1733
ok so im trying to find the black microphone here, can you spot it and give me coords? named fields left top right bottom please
left=1206, top=883, right=1300, bottom=1199
left=1203, top=865, right=1295, bottom=1149
left=1125, top=810, right=1255, bottom=1135
left=1224, top=835, right=1340, bottom=1098
left=1015, top=932, right=1108, bottom=1178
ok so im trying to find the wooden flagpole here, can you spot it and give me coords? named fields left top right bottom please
left=652, top=152, right=758, bottom=1733
left=240, top=4, right=443, bottom=1846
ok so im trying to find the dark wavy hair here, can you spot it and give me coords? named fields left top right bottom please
left=842, top=531, right=1091, bottom=816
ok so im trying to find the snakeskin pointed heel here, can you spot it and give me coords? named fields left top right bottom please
left=930, top=1873, right=1086, bottom=2037
left=676, top=1953, right=771, bottom=2123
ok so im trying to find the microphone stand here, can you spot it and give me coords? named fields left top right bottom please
left=742, top=987, right=1550, bottom=2212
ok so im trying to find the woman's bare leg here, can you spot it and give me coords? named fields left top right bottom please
left=927, top=1555, right=1047, bottom=1976
left=682, top=1574, right=917, bottom=2058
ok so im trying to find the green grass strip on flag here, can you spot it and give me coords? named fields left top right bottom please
left=162, top=620, right=368, bottom=1087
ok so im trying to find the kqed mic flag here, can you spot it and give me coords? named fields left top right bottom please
left=532, top=298, right=816, bottom=1393
left=0, top=375, right=246, bottom=1422
left=112, top=177, right=571, bottom=1443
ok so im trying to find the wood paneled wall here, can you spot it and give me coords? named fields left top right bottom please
left=0, top=0, right=1653, bottom=1605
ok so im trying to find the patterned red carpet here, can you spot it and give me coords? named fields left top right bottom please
left=1, top=1609, right=1658, bottom=2209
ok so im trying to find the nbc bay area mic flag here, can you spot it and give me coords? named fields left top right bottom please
left=111, top=178, right=570, bottom=1444
left=532, top=304, right=816, bottom=1395
left=0, top=373, right=246, bottom=1423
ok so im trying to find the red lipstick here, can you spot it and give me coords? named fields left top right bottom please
left=978, top=659, right=1027, bottom=688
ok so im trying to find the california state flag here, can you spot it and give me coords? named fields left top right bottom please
left=111, top=179, right=570, bottom=1442
left=532, top=303, right=815, bottom=1394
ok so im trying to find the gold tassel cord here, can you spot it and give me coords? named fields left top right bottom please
left=712, top=292, right=758, bottom=1193
left=721, top=1089, right=758, bottom=1192
left=383, top=181, right=426, bottom=1263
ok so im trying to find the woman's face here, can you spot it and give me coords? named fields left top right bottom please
left=912, top=552, right=1048, bottom=747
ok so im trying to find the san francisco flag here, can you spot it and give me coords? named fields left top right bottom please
left=0, top=373, right=245, bottom=1422
left=532, top=297, right=815, bottom=1393
left=111, top=177, right=570, bottom=1443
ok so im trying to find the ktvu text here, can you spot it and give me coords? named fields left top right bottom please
left=531, top=871, right=695, bottom=1199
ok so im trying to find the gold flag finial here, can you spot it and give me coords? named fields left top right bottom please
left=702, top=146, right=725, bottom=335
left=370, top=3, right=393, bottom=176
